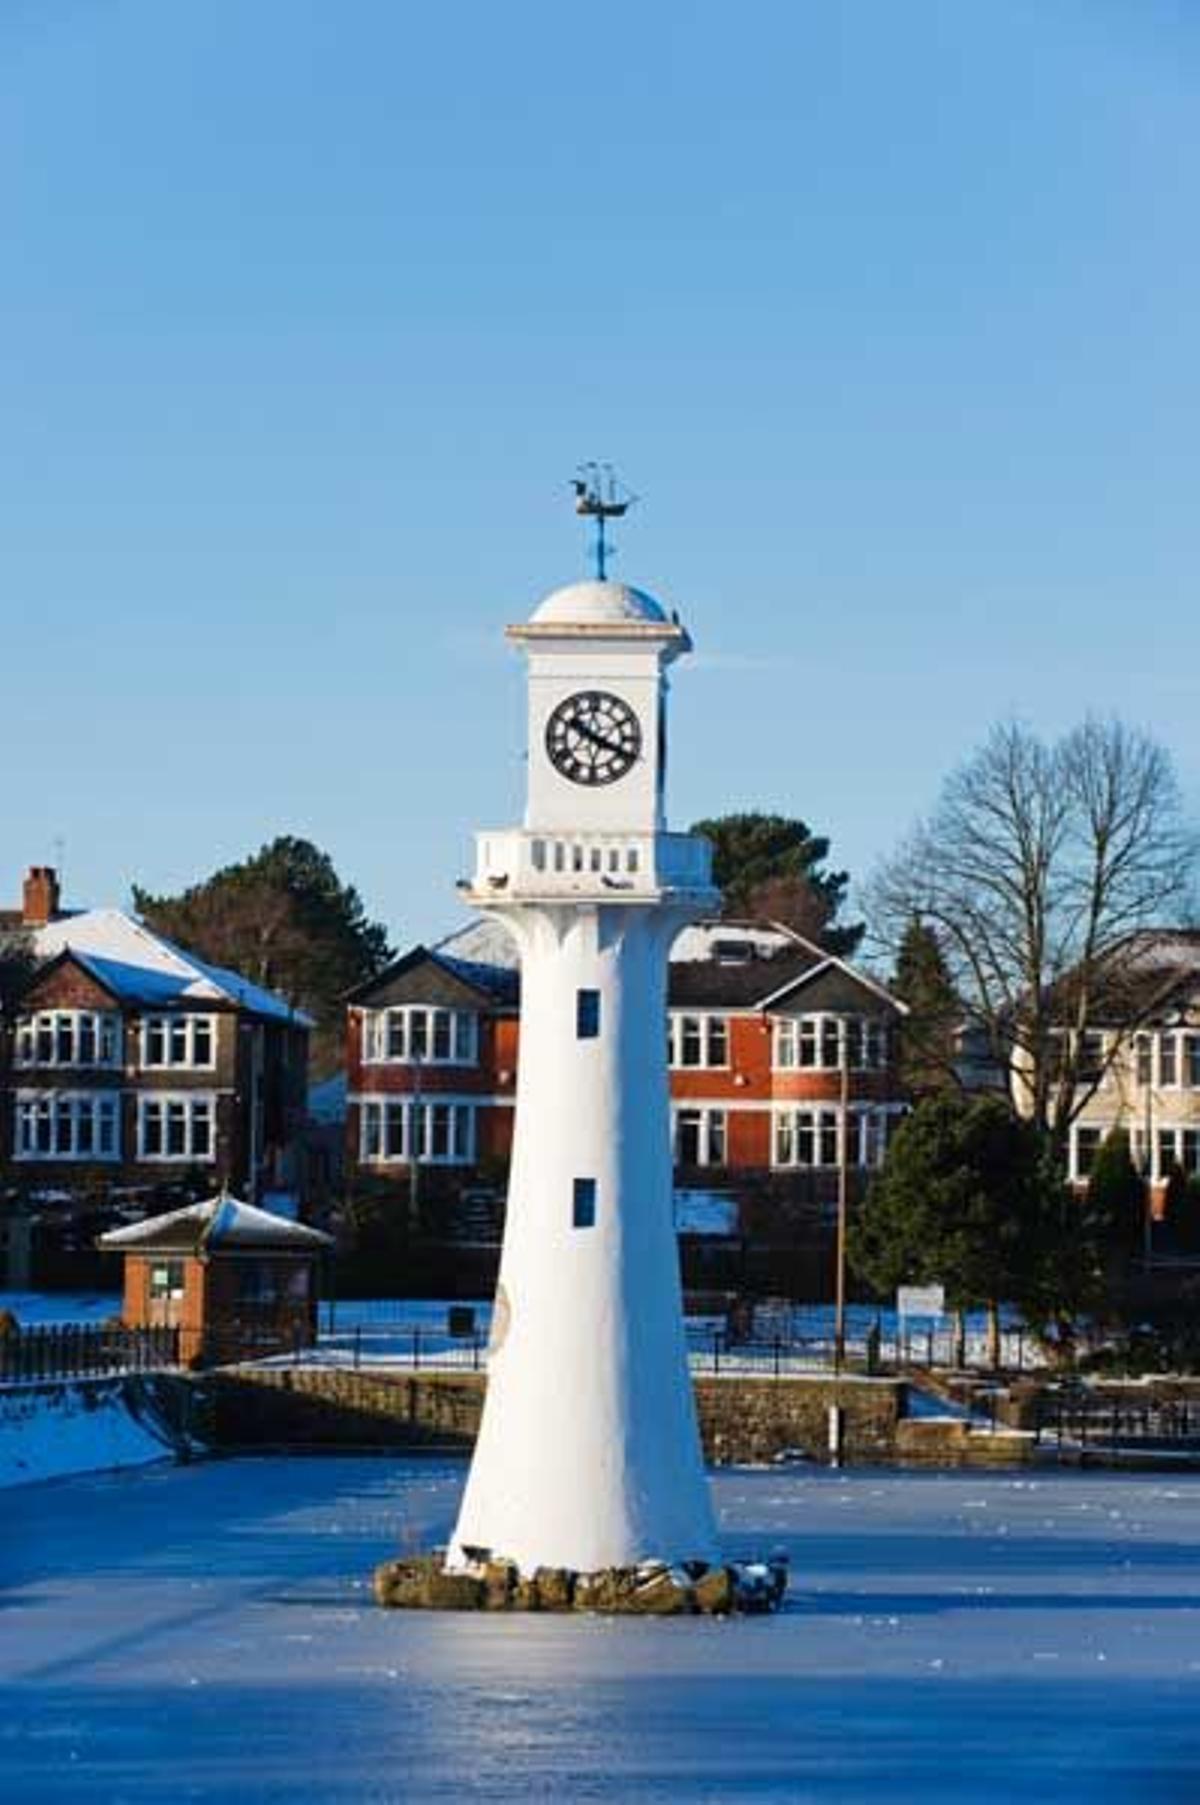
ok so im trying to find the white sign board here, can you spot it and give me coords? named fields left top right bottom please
left=897, top=1285, right=945, bottom=1318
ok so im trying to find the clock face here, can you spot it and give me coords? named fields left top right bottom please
left=545, top=690, right=642, bottom=786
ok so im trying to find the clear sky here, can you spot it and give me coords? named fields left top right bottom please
left=2, top=1, right=1198, bottom=951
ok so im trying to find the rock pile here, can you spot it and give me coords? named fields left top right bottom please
left=373, top=1550, right=788, bottom=1615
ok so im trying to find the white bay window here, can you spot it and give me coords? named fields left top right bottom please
left=15, top=1011, right=121, bottom=1070
left=15, top=1091, right=120, bottom=1160
left=361, top=1008, right=478, bottom=1067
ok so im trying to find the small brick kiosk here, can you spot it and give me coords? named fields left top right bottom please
left=99, top=1192, right=333, bottom=1367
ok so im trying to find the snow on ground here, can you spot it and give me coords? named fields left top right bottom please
left=0, top=1381, right=172, bottom=1489
left=4, top=1460, right=1200, bottom=1801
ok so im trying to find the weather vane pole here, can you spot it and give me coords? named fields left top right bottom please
left=572, top=462, right=636, bottom=581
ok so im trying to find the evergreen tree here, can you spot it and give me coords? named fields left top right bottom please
left=850, top=1093, right=1065, bottom=1362
left=688, top=812, right=863, bottom=955
left=892, top=918, right=961, bottom=1098
left=134, top=837, right=391, bottom=1078
left=1084, top=1128, right=1147, bottom=1268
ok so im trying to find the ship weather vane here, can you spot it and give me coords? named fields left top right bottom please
left=572, top=462, right=637, bottom=581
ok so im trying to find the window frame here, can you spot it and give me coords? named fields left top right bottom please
left=139, top=1014, right=218, bottom=1072
left=360, top=1007, right=479, bottom=1068
left=137, top=1092, right=216, bottom=1162
left=14, top=1090, right=121, bottom=1161
left=668, top=1012, right=730, bottom=1070
left=14, top=1009, right=122, bottom=1071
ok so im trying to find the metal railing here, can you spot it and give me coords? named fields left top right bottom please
left=0, top=1323, right=181, bottom=1384
left=1035, top=1387, right=1200, bottom=1454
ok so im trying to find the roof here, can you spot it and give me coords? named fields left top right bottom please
left=669, top=947, right=824, bottom=1007
left=30, top=909, right=313, bottom=1025
left=1063, top=929, right=1200, bottom=1025
left=373, top=917, right=903, bottom=1016
left=98, top=1193, right=333, bottom=1256
left=348, top=942, right=519, bottom=1008
left=527, top=580, right=668, bottom=627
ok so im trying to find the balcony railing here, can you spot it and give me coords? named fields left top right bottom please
left=470, top=830, right=713, bottom=899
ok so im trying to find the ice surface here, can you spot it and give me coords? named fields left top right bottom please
left=4, top=1460, right=1200, bottom=1801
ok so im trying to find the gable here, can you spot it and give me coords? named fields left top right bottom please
left=21, top=952, right=123, bottom=1014
left=767, top=964, right=901, bottom=1018
left=352, top=948, right=496, bottom=1012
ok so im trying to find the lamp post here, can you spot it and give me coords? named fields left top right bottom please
left=409, top=1049, right=423, bottom=1236
left=834, top=1018, right=850, bottom=1375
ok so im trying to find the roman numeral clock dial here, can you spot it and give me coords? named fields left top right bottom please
left=545, top=690, right=642, bottom=786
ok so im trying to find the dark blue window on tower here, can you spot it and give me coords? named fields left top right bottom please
left=573, top=1177, right=597, bottom=1229
left=576, top=988, right=601, bottom=1039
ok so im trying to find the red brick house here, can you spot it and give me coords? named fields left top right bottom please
left=2, top=867, right=311, bottom=1209
left=345, top=919, right=907, bottom=1225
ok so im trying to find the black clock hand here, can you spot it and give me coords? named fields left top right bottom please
left=573, top=720, right=629, bottom=757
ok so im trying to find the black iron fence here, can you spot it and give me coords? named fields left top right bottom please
left=0, top=1323, right=181, bottom=1384
left=1035, top=1387, right=1200, bottom=1454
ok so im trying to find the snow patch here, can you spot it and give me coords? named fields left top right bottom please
left=0, top=1380, right=173, bottom=1490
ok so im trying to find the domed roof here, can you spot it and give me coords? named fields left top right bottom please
left=528, top=579, right=668, bottom=627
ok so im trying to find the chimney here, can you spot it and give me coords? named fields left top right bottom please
left=22, top=866, right=61, bottom=926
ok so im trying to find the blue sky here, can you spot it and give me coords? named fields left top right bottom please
left=2, top=1, right=1198, bottom=950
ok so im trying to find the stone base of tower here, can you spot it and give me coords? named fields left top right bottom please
left=373, top=1550, right=789, bottom=1616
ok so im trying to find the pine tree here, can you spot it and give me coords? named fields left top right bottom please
left=850, top=1093, right=1075, bottom=1360
left=688, top=812, right=863, bottom=955
left=892, top=918, right=960, bottom=1098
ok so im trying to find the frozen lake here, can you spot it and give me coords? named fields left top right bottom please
left=4, top=1459, right=1200, bottom=1801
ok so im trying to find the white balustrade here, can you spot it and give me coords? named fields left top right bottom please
left=471, top=830, right=712, bottom=896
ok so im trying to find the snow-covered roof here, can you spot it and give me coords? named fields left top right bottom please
left=98, top=1193, right=332, bottom=1255
left=32, top=909, right=313, bottom=1025
left=435, top=918, right=520, bottom=971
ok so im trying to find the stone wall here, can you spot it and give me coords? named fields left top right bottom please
left=201, top=1366, right=907, bottom=1465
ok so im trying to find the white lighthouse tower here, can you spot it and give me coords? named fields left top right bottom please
left=446, top=511, right=720, bottom=1578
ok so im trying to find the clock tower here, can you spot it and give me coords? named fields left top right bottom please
left=446, top=571, right=721, bottom=1578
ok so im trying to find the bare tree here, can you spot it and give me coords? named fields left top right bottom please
left=869, top=719, right=1196, bottom=1143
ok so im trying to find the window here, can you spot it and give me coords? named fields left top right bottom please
left=1160, top=1034, right=1178, bottom=1088
left=674, top=1109, right=727, bottom=1168
left=1078, top=1030, right=1106, bottom=1081
left=140, top=1015, right=217, bottom=1070
left=573, top=1177, right=597, bottom=1229
left=15, top=1011, right=121, bottom=1069
left=669, top=1015, right=729, bottom=1068
left=138, top=1095, right=215, bottom=1161
left=361, top=1007, right=478, bottom=1067
left=149, top=1260, right=185, bottom=1301
left=1074, top=1125, right=1102, bottom=1180
left=577, top=989, right=601, bottom=1039
left=773, top=1108, right=840, bottom=1169
left=14, top=1092, right=120, bottom=1161
left=1182, top=1130, right=1200, bottom=1178
left=1158, top=1129, right=1178, bottom=1180
left=358, top=1099, right=476, bottom=1164
left=1136, top=1034, right=1153, bottom=1087
left=770, top=1014, right=890, bottom=1072
left=1186, top=1036, right=1200, bottom=1089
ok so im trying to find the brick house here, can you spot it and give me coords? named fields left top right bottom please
left=345, top=918, right=908, bottom=1227
left=1, top=867, right=311, bottom=1209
